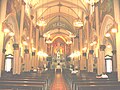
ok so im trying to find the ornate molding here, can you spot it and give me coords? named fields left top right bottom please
left=24, top=49, right=29, bottom=54
left=2, top=49, right=6, bottom=53
left=13, top=44, right=19, bottom=50
left=112, top=50, right=116, bottom=55
left=100, top=45, right=106, bottom=51
left=32, top=52, right=35, bottom=56
left=89, top=50, right=94, bottom=54
left=83, top=53, right=86, bottom=56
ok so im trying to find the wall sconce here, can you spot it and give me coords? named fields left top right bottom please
left=111, top=28, right=117, bottom=33
left=82, top=47, right=87, bottom=51
left=8, top=32, right=14, bottom=36
left=23, top=41, right=28, bottom=46
left=66, top=40, right=72, bottom=44
left=105, top=33, right=110, bottom=37
left=3, top=28, right=10, bottom=33
left=46, top=39, right=52, bottom=44
left=107, top=44, right=111, bottom=48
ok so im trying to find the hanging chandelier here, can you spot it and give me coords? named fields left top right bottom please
left=73, top=19, right=83, bottom=27
left=85, top=0, right=99, bottom=5
left=37, top=17, right=47, bottom=26
left=46, top=39, right=52, bottom=44
left=66, top=40, right=72, bottom=44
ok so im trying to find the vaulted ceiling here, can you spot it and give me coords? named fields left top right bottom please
left=24, top=0, right=90, bottom=42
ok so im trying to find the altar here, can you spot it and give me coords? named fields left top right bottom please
left=55, top=63, right=62, bottom=73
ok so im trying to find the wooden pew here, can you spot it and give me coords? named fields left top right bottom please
left=0, top=70, right=55, bottom=90
left=77, top=84, right=120, bottom=90
left=73, top=80, right=120, bottom=90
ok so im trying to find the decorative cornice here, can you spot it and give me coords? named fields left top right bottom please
left=112, top=50, right=116, bottom=55
left=24, top=49, right=29, bottom=54
left=89, top=50, right=94, bottom=54
left=2, top=49, right=6, bottom=53
left=32, top=52, right=35, bottom=56
left=83, top=53, right=86, bottom=56
left=100, top=45, right=106, bottom=51
left=13, top=44, right=19, bottom=50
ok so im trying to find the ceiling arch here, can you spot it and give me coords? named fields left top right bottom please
left=44, top=16, right=75, bottom=34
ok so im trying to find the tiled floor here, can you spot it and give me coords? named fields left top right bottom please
left=50, top=73, right=68, bottom=90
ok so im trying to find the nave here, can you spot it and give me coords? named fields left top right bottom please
left=0, top=69, right=120, bottom=90
left=50, top=72, right=68, bottom=90
left=0, top=0, right=120, bottom=90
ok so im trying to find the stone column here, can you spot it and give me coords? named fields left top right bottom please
left=82, top=53, right=87, bottom=70
left=13, top=44, right=21, bottom=74
left=31, top=52, right=35, bottom=69
left=87, top=50, right=94, bottom=72
left=97, top=45, right=106, bottom=75
left=80, top=28, right=83, bottom=70
left=112, top=50, right=117, bottom=72
left=1, top=49, right=6, bottom=71
left=35, top=27, right=39, bottom=69
left=24, top=49, right=30, bottom=72
left=113, top=0, right=120, bottom=81
left=0, top=0, right=7, bottom=77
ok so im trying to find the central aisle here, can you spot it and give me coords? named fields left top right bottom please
left=50, top=73, right=68, bottom=90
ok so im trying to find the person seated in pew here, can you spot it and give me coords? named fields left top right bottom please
left=96, top=72, right=108, bottom=79
left=71, top=68, right=78, bottom=74
left=101, top=73, right=108, bottom=78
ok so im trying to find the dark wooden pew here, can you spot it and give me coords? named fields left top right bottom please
left=0, top=70, right=55, bottom=90
left=73, top=80, right=120, bottom=90
left=72, top=79, right=118, bottom=89
left=0, top=78, right=47, bottom=90
left=77, top=84, right=120, bottom=90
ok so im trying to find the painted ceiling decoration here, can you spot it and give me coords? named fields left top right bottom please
left=22, top=0, right=101, bottom=46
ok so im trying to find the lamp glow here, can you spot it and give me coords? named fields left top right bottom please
left=73, top=19, right=83, bottom=27
left=37, top=17, right=47, bottom=26
left=4, top=28, right=10, bottom=33
left=105, top=33, right=110, bottom=37
left=111, top=28, right=117, bottom=33
left=9, top=32, right=14, bottom=36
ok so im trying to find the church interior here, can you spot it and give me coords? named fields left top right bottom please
left=0, top=0, right=120, bottom=90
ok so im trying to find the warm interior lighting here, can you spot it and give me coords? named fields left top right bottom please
left=85, top=0, right=99, bottom=5
left=43, top=33, right=50, bottom=38
left=69, top=51, right=80, bottom=58
left=90, top=43, right=94, bottom=46
left=111, top=28, right=117, bottom=33
left=23, top=41, right=28, bottom=46
left=107, top=44, right=111, bottom=48
left=93, top=41, right=97, bottom=44
left=69, top=33, right=76, bottom=38
left=46, top=39, right=52, bottom=44
left=66, top=40, right=72, bottom=44
left=37, top=17, right=47, bottom=26
left=73, top=19, right=83, bottom=27
left=38, top=51, right=48, bottom=57
left=105, top=33, right=110, bottom=37
left=9, top=32, right=14, bottom=36
left=4, top=28, right=10, bottom=33
left=82, top=47, right=87, bottom=51
left=32, top=47, right=36, bottom=51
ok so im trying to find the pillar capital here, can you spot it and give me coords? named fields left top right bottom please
left=24, top=49, right=29, bottom=54
left=112, top=50, right=116, bottom=55
left=2, top=48, right=6, bottom=53
left=89, top=50, right=94, bottom=54
left=13, top=44, right=19, bottom=50
left=83, top=53, right=87, bottom=56
left=32, top=52, right=35, bottom=56
left=100, top=45, right=106, bottom=51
